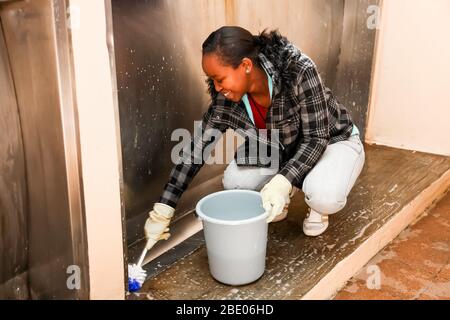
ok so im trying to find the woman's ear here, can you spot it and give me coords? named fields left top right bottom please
left=241, top=57, right=253, bottom=74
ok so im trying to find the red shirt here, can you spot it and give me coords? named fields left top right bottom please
left=248, top=94, right=268, bottom=129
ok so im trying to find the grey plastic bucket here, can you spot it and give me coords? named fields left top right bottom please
left=195, top=190, right=269, bottom=286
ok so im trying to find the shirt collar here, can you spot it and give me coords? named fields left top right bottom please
left=258, top=52, right=281, bottom=97
left=241, top=53, right=277, bottom=125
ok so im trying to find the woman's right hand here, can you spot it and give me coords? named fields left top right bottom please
left=144, top=203, right=175, bottom=250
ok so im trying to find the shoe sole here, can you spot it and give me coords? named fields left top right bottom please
left=303, top=221, right=328, bottom=236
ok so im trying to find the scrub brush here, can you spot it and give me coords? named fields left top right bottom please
left=127, top=238, right=156, bottom=292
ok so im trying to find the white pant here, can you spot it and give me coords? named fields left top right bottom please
left=222, top=134, right=365, bottom=215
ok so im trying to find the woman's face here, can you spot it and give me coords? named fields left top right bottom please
left=202, top=53, right=251, bottom=103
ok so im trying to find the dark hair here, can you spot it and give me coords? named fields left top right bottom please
left=202, top=26, right=281, bottom=69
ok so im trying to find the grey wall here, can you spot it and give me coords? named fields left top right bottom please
left=0, top=0, right=89, bottom=299
left=333, top=0, right=379, bottom=139
left=0, top=21, right=29, bottom=300
left=111, top=0, right=379, bottom=246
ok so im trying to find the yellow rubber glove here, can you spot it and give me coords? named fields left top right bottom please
left=261, top=174, right=292, bottom=223
left=144, top=203, right=175, bottom=250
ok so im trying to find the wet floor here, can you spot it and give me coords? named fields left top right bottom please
left=129, top=144, right=450, bottom=300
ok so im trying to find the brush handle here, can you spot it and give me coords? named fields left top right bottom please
left=137, top=247, right=148, bottom=267
left=136, top=238, right=157, bottom=267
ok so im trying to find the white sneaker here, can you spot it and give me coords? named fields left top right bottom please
left=303, top=208, right=329, bottom=236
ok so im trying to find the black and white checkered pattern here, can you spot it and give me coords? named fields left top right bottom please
left=159, top=52, right=354, bottom=208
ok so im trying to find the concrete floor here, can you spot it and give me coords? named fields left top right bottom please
left=334, top=190, right=450, bottom=300
left=129, top=144, right=450, bottom=300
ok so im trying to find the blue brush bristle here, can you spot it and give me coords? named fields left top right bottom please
left=128, top=278, right=142, bottom=292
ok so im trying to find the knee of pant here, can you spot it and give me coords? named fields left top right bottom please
left=304, top=192, right=347, bottom=215
left=222, top=174, right=238, bottom=190
left=222, top=168, right=259, bottom=190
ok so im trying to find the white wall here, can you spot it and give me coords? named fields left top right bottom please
left=366, top=0, right=450, bottom=156
left=69, top=0, right=125, bottom=299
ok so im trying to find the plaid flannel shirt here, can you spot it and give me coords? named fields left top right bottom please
left=159, top=51, right=354, bottom=208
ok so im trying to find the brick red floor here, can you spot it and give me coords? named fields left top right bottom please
left=334, top=190, right=450, bottom=300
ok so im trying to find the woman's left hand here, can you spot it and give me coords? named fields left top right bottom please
left=261, top=174, right=292, bottom=223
